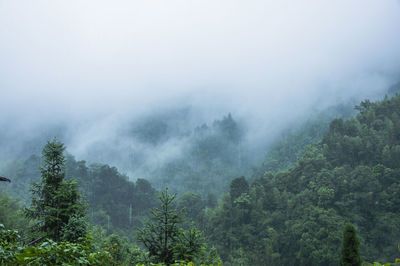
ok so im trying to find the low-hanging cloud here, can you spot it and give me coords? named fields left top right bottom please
left=1, top=0, right=400, bottom=171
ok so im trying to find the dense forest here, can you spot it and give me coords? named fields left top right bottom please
left=2, top=92, right=400, bottom=265
left=207, top=94, right=400, bottom=265
left=2, top=0, right=400, bottom=264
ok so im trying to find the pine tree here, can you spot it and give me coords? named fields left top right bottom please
left=137, top=189, right=182, bottom=264
left=340, top=223, right=361, bottom=266
left=136, top=188, right=205, bottom=264
left=25, top=138, right=86, bottom=242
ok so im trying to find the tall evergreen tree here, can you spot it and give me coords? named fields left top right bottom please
left=25, top=138, right=86, bottom=242
left=136, top=189, right=182, bottom=264
left=136, top=188, right=205, bottom=264
left=340, top=223, right=361, bottom=266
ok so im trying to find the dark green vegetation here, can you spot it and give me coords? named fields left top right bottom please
left=261, top=103, right=355, bottom=174
left=1, top=140, right=210, bottom=264
left=340, top=223, right=361, bottom=266
left=137, top=189, right=219, bottom=265
left=25, top=139, right=86, bottom=242
left=0, top=224, right=112, bottom=265
left=0, top=152, right=159, bottom=238
left=2, top=92, right=400, bottom=264
left=137, top=189, right=193, bottom=264
left=207, top=94, right=400, bottom=265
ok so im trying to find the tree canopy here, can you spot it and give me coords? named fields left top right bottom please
left=25, top=138, right=86, bottom=242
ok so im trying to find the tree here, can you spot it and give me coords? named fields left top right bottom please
left=0, top=193, right=29, bottom=238
left=177, top=192, right=206, bottom=228
left=25, top=138, right=86, bottom=242
left=229, top=176, right=249, bottom=204
left=136, top=188, right=205, bottom=264
left=340, top=223, right=361, bottom=266
left=136, top=188, right=182, bottom=264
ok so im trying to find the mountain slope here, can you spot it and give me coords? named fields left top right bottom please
left=207, top=93, right=400, bottom=265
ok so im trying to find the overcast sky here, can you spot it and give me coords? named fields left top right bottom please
left=1, top=0, right=400, bottom=124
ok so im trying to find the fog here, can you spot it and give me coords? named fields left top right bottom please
left=1, top=0, right=400, bottom=182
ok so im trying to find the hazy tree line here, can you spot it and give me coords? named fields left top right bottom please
left=0, top=138, right=220, bottom=264
left=206, top=94, right=400, bottom=265
left=0, top=151, right=159, bottom=238
left=146, top=113, right=251, bottom=197
left=2, top=92, right=400, bottom=264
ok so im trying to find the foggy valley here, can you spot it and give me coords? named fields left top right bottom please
left=1, top=0, right=400, bottom=265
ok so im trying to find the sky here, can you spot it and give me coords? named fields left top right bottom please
left=1, top=0, right=400, bottom=166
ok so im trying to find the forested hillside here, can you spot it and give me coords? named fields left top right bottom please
left=2, top=0, right=400, bottom=264
left=2, top=94, right=400, bottom=265
left=260, top=102, right=355, bottom=175
left=0, top=140, right=220, bottom=265
left=207, top=94, right=400, bottom=265
left=149, top=113, right=250, bottom=196
left=0, top=154, right=158, bottom=239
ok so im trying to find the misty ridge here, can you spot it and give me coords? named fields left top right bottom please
left=0, top=79, right=399, bottom=196
left=2, top=82, right=400, bottom=265
left=0, top=1, right=399, bottom=189
left=0, top=83, right=397, bottom=196
left=0, top=0, right=399, bottom=195
left=2, top=1, right=400, bottom=265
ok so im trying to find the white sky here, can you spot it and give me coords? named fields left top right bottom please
left=1, top=0, right=400, bottom=121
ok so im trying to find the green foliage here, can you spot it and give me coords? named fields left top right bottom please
left=125, top=245, right=152, bottom=265
left=0, top=193, right=29, bottom=237
left=14, top=236, right=111, bottom=265
left=173, top=226, right=205, bottom=262
left=341, top=223, right=361, bottom=266
left=1, top=223, right=112, bottom=265
left=261, top=103, right=354, bottom=173
left=60, top=214, right=88, bottom=243
left=177, top=192, right=206, bottom=229
left=137, top=189, right=207, bottom=264
left=0, top=224, right=21, bottom=265
left=207, top=94, right=400, bottom=265
left=229, top=176, right=249, bottom=203
left=137, top=189, right=183, bottom=264
left=368, top=244, right=400, bottom=265
left=1, top=147, right=159, bottom=242
left=371, top=262, right=400, bottom=266
left=102, top=233, right=149, bottom=265
left=3, top=90, right=400, bottom=265
left=75, top=161, right=157, bottom=234
left=25, top=139, right=86, bottom=242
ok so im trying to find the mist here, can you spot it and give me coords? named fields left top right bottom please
left=1, top=0, right=400, bottom=183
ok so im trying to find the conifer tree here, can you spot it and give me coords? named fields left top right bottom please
left=137, top=189, right=182, bottom=264
left=136, top=188, right=205, bottom=264
left=340, top=223, right=361, bottom=266
left=25, top=138, right=86, bottom=242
